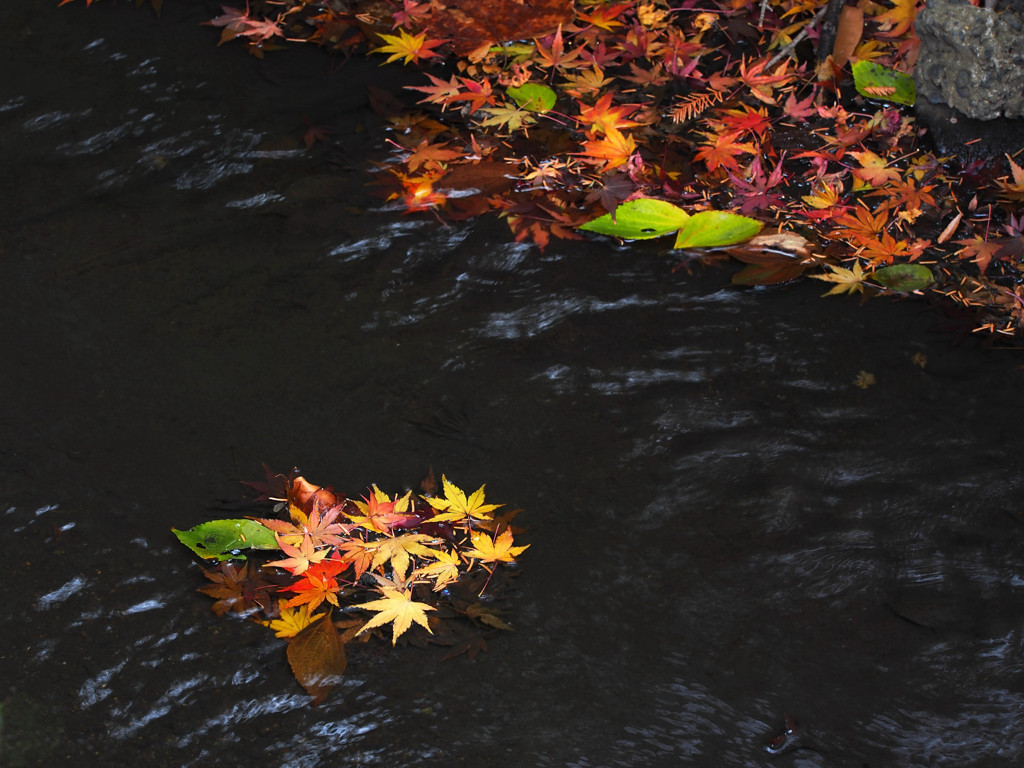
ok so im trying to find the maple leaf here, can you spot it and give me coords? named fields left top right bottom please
left=800, top=179, right=844, bottom=211
left=739, top=57, right=794, bottom=106
left=262, top=602, right=327, bottom=638
left=265, top=533, right=330, bottom=575
left=811, top=261, right=867, bottom=296
left=534, top=26, right=583, bottom=70
left=463, top=529, right=530, bottom=565
left=576, top=2, right=631, bottom=30
left=478, top=103, right=537, bottom=134
left=996, top=155, right=1024, bottom=203
left=726, top=153, right=787, bottom=214
left=252, top=501, right=351, bottom=550
left=240, top=17, right=284, bottom=43
left=335, top=538, right=376, bottom=581
left=203, top=5, right=255, bottom=45
left=356, top=587, right=436, bottom=645
left=413, top=548, right=463, bottom=591
left=849, top=150, right=900, bottom=189
left=407, top=72, right=463, bottom=107
left=426, top=475, right=501, bottom=522
left=280, top=556, right=349, bottom=612
left=366, top=533, right=440, bottom=581
left=448, top=77, right=498, bottom=114
left=202, top=5, right=284, bottom=45
left=718, top=105, right=773, bottom=138
left=578, top=127, right=638, bottom=170
left=404, top=139, right=464, bottom=173
left=371, top=28, right=446, bottom=65
left=694, top=130, right=754, bottom=174
left=783, top=90, right=817, bottom=121
left=954, top=236, right=1004, bottom=273
left=198, top=561, right=274, bottom=616
left=560, top=64, right=614, bottom=99
left=857, top=232, right=930, bottom=266
left=832, top=206, right=888, bottom=245
left=867, top=177, right=936, bottom=214
left=576, top=91, right=643, bottom=138
left=874, top=0, right=919, bottom=38
left=393, top=0, right=432, bottom=27
left=347, top=487, right=417, bottom=534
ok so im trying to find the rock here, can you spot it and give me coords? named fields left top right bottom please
left=914, top=0, right=1024, bottom=120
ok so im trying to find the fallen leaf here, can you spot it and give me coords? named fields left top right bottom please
left=357, top=587, right=436, bottom=644
left=425, top=0, right=574, bottom=58
left=287, top=608, right=347, bottom=704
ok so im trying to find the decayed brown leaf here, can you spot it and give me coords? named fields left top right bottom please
left=287, top=609, right=347, bottom=705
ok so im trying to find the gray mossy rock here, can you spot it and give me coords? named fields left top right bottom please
left=914, top=0, right=1024, bottom=120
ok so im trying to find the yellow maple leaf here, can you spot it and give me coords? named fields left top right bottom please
left=261, top=602, right=326, bottom=638
left=426, top=476, right=501, bottom=522
left=810, top=262, right=867, bottom=296
left=370, top=28, right=445, bottom=65
left=413, top=548, right=463, bottom=591
left=356, top=587, right=435, bottom=645
left=463, top=529, right=530, bottom=564
left=366, top=533, right=439, bottom=582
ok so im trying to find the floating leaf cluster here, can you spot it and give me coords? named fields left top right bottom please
left=173, top=469, right=526, bottom=703
left=64, top=0, right=1024, bottom=338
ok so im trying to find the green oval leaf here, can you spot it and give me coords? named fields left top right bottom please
left=578, top=198, right=691, bottom=240
left=172, top=519, right=278, bottom=560
left=873, top=263, right=933, bottom=292
left=852, top=60, right=916, bottom=106
left=506, top=83, right=557, bottom=113
left=673, top=211, right=763, bottom=249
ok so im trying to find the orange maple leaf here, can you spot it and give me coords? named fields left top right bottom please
left=874, top=0, right=919, bottom=38
left=577, top=127, right=637, bottom=170
left=694, top=130, right=755, bottom=174
left=576, top=91, right=643, bottom=138
left=954, top=235, right=1004, bottom=273
left=280, top=556, right=349, bottom=612
left=265, top=533, right=330, bottom=576
left=404, top=139, right=464, bottom=172
left=576, top=2, right=631, bottom=30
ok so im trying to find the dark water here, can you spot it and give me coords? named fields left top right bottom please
left=3, top=2, right=1024, bottom=766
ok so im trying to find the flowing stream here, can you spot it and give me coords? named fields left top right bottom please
left=2, top=2, right=1024, bottom=766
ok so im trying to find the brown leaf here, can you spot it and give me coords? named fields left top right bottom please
left=731, top=260, right=809, bottom=286
left=287, top=609, right=347, bottom=705
left=426, top=0, right=575, bottom=58
left=832, top=6, right=863, bottom=69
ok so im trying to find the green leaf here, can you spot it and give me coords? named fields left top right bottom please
left=578, top=198, right=691, bottom=240
left=872, top=263, right=933, bottom=291
left=172, top=519, right=279, bottom=561
left=673, top=211, right=762, bottom=249
left=506, top=83, right=557, bottom=113
left=852, top=61, right=916, bottom=106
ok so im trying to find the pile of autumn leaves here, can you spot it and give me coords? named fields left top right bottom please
left=65, top=0, right=1024, bottom=334
left=184, top=473, right=526, bottom=702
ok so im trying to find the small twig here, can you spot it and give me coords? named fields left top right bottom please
left=766, top=4, right=829, bottom=69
